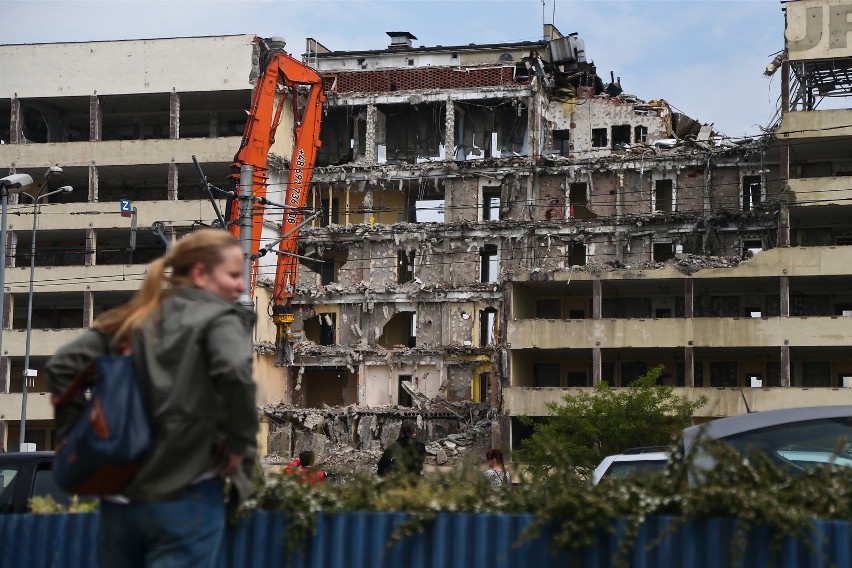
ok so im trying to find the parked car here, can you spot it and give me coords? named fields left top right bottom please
left=592, top=447, right=671, bottom=485
left=0, top=451, right=68, bottom=514
left=681, top=405, right=852, bottom=475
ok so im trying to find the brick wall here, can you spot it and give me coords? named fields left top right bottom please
left=322, top=66, right=526, bottom=94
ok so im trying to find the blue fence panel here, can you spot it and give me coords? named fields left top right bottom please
left=4, top=511, right=852, bottom=567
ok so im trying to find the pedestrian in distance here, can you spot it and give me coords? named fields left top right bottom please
left=377, top=419, right=427, bottom=478
left=284, top=450, right=326, bottom=485
left=484, top=448, right=512, bottom=488
left=46, top=229, right=258, bottom=568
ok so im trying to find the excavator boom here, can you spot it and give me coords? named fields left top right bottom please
left=228, top=37, right=326, bottom=362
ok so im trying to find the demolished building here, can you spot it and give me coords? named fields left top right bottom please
left=264, top=21, right=852, bottom=455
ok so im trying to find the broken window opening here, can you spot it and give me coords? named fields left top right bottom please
left=414, top=199, right=444, bottom=222
left=397, top=250, right=416, bottom=284
left=835, top=303, right=852, bottom=317
left=569, top=242, right=586, bottom=266
left=634, top=125, right=648, bottom=143
left=591, top=128, right=607, bottom=148
left=742, top=175, right=762, bottom=211
left=303, top=313, right=337, bottom=346
left=320, top=199, right=340, bottom=226
left=482, top=187, right=501, bottom=221
left=710, top=362, right=737, bottom=388
left=653, top=242, right=674, bottom=262
left=568, top=182, right=592, bottom=219
left=552, top=129, right=570, bottom=156
left=654, top=179, right=673, bottom=212
left=480, top=245, right=499, bottom=283
left=536, top=299, right=561, bottom=319
left=475, top=372, right=490, bottom=403
left=611, top=124, right=630, bottom=148
left=378, top=312, right=416, bottom=348
left=742, top=239, right=763, bottom=257
left=320, top=259, right=336, bottom=286
left=479, top=308, right=497, bottom=346
left=398, top=375, right=414, bottom=407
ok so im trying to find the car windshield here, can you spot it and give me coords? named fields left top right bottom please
left=723, top=417, right=852, bottom=473
left=602, top=460, right=666, bottom=481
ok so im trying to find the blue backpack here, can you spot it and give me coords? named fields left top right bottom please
left=51, top=338, right=152, bottom=496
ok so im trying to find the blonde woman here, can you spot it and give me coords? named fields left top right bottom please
left=46, top=229, right=257, bottom=568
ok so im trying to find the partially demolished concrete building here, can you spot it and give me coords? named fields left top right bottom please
left=280, top=20, right=852, bottom=453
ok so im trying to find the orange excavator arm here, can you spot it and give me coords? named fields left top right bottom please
left=228, top=37, right=326, bottom=360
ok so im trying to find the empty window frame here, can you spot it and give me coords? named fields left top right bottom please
left=552, top=129, right=570, bottom=156
left=320, top=258, right=336, bottom=286
left=397, top=250, right=416, bottom=284
left=482, top=187, right=501, bottom=221
left=654, top=179, right=673, bottom=212
left=566, top=372, right=588, bottom=387
left=475, top=372, right=490, bottom=403
left=710, top=362, right=737, bottom=387
left=536, top=299, right=561, bottom=319
left=414, top=199, right=444, bottom=222
left=801, top=361, right=831, bottom=387
left=611, top=124, right=631, bottom=147
left=742, top=239, right=763, bottom=257
left=591, top=128, right=607, bottom=148
left=398, top=375, right=413, bottom=407
left=479, top=308, right=497, bottom=346
left=480, top=245, right=499, bottom=283
left=653, top=242, right=674, bottom=262
left=634, top=125, right=648, bottom=143
left=320, top=199, right=340, bottom=226
left=742, top=175, right=762, bottom=211
left=568, top=182, right=591, bottom=218
left=319, top=313, right=336, bottom=346
left=568, top=242, right=586, bottom=266
left=533, top=363, right=562, bottom=387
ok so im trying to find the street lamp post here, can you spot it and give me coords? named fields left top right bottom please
left=19, top=182, right=72, bottom=451
left=0, top=174, right=35, bottom=392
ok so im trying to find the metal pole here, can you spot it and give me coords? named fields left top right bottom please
left=237, top=164, right=254, bottom=311
left=0, top=188, right=8, bottom=393
left=19, top=197, right=38, bottom=449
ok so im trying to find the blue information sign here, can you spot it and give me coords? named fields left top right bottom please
left=120, top=199, right=132, bottom=218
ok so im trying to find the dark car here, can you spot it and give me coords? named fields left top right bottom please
left=0, top=451, right=68, bottom=513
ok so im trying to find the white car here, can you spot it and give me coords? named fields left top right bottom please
left=592, top=448, right=670, bottom=485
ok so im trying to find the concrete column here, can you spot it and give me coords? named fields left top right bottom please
left=167, top=161, right=178, bottom=200
left=357, top=362, right=367, bottom=406
left=592, top=279, right=602, bottom=319
left=592, top=346, right=602, bottom=386
left=89, top=163, right=98, bottom=202
left=684, top=279, right=694, bottom=318
left=82, top=289, right=93, bottom=327
left=444, top=99, right=455, bottom=161
left=365, top=105, right=377, bottom=163
left=781, top=344, right=791, bottom=387
left=780, top=59, right=790, bottom=181
left=684, top=346, right=695, bottom=387
left=89, top=94, right=101, bottom=142
left=84, top=228, right=96, bottom=267
left=780, top=275, right=790, bottom=317
left=778, top=206, right=791, bottom=247
left=497, top=415, right=511, bottom=453
left=169, top=90, right=180, bottom=139
left=363, top=184, right=374, bottom=224
left=10, top=97, right=21, bottom=144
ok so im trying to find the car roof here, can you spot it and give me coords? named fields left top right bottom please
left=610, top=452, right=669, bottom=462
left=0, top=451, right=55, bottom=464
left=683, top=405, right=852, bottom=448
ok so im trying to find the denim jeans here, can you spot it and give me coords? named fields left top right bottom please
left=99, top=477, right=225, bottom=568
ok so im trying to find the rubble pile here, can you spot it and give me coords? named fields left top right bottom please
left=262, top=401, right=494, bottom=476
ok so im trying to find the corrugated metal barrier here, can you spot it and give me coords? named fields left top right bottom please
left=2, top=511, right=852, bottom=567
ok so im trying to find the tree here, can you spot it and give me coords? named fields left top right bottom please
left=514, top=366, right=706, bottom=475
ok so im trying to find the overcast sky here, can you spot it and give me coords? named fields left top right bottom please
left=3, top=0, right=786, bottom=138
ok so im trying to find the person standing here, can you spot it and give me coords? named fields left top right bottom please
left=377, top=419, right=426, bottom=478
left=46, top=229, right=258, bottom=568
left=484, top=448, right=512, bottom=488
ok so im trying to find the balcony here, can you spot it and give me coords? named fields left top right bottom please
left=777, top=108, right=852, bottom=140
left=507, top=316, right=852, bottom=350
left=502, top=386, right=852, bottom=418
left=788, top=176, right=852, bottom=207
left=0, top=392, right=54, bottom=421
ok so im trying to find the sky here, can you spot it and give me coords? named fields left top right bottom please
left=3, top=0, right=787, bottom=139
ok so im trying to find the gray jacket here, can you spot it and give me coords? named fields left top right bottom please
left=46, top=286, right=258, bottom=504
